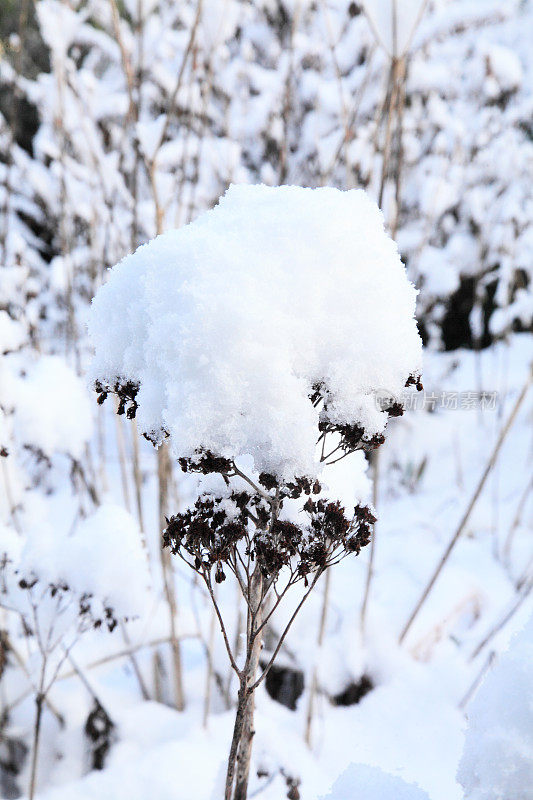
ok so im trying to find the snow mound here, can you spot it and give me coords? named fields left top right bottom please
left=20, top=504, right=150, bottom=617
left=89, top=184, right=421, bottom=479
left=321, top=763, right=431, bottom=800
left=12, top=355, right=93, bottom=459
left=457, top=612, right=533, bottom=800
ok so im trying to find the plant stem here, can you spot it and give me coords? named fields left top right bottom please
left=225, top=682, right=249, bottom=800
left=305, top=567, right=331, bottom=747
left=158, top=442, right=185, bottom=710
left=233, top=567, right=263, bottom=800
left=361, top=449, right=379, bottom=634
left=203, top=603, right=217, bottom=728
left=400, top=367, right=532, bottom=644
left=223, top=565, right=263, bottom=800
left=28, top=659, right=46, bottom=800
left=469, top=577, right=533, bottom=662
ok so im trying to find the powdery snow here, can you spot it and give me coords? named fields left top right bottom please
left=11, top=355, right=93, bottom=460
left=19, top=504, right=150, bottom=618
left=89, top=184, right=421, bottom=480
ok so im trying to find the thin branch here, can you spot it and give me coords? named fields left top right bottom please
left=109, top=0, right=135, bottom=114
left=148, top=0, right=203, bottom=165
left=469, top=578, right=533, bottom=662
left=324, top=450, right=352, bottom=467
left=459, top=650, right=496, bottom=710
left=305, top=567, right=331, bottom=746
left=253, top=574, right=297, bottom=638
left=231, top=464, right=272, bottom=503
left=360, top=449, right=379, bottom=633
left=250, top=570, right=324, bottom=692
left=502, top=475, right=532, bottom=564
left=203, top=573, right=242, bottom=677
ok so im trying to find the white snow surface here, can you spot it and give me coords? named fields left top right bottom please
left=457, top=612, right=533, bottom=800
left=89, top=184, right=421, bottom=480
left=10, top=355, right=93, bottom=460
left=19, top=504, right=150, bottom=618
left=321, top=762, right=431, bottom=800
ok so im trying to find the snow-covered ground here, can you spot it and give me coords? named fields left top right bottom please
left=2, top=332, right=531, bottom=799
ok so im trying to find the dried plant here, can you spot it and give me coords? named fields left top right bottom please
left=95, top=374, right=420, bottom=799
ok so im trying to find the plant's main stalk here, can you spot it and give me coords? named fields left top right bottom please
left=233, top=567, right=263, bottom=800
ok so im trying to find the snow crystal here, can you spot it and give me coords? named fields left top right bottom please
left=89, top=184, right=421, bottom=480
left=457, top=612, right=533, bottom=800
left=321, top=763, right=431, bottom=800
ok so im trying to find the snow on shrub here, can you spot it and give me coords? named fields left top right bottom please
left=90, top=183, right=422, bottom=800
left=10, top=355, right=93, bottom=460
left=321, top=763, right=431, bottom=800
left=19, top=504, right=150, bottom=620
left=89, top=183, right=422, bottom=480
left=1, top=504, right=150, bottom=629
left=0, top=310, right=26, bottom=354
left=457, top=613, right=533, bottom=800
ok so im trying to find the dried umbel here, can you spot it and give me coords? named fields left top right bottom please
left=163, top=471, right=376, bottom=587
left=6, top=569, right=122, bottom=635
left=94, top=367, right=419, bottom=800
left=159, top=370, right=399, bottom=593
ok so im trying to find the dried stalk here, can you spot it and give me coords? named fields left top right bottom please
left=1, top=631, right=64, bottom=724
left=130, top=420, right=146, bottom=540
left=28, top=657, right=46, bottom=800
left=502, top=475, right=532, bottom=564
left=400, top=367, right=532, bottom=644
left=469, top=577, right=533, bottom=662
left=203, top=603, right=218, bottom=728
left=305, top=567, right=331, bottom=747
left=232, top=567, right=263, bottom=800
left=158, top=443, right=185, bottom=711
left=114, top=411, right=131, bottom=512
left=360, top=449, right=380, bottom=635
left=119, top=621, right=150, bottom=700
left=459, top=650, right=495, bottom=710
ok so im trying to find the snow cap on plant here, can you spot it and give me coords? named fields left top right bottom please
left=89, top=183, right=422, bottom=481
